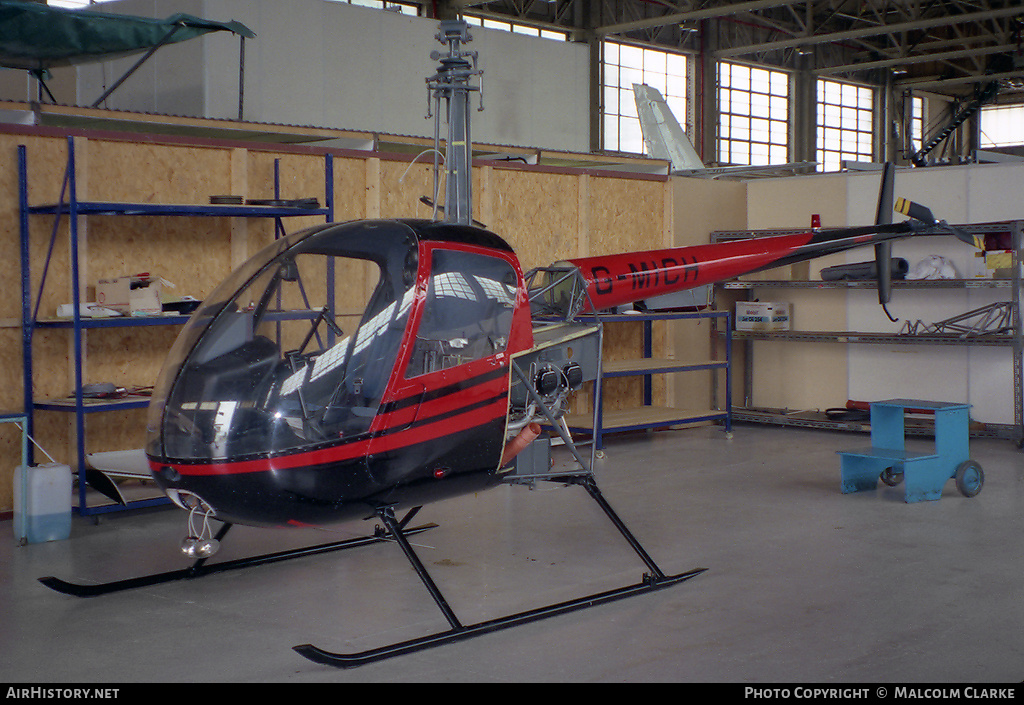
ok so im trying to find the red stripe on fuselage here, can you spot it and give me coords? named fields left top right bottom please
left=152, top=367, right=510, bottom=478
left=369, top=393, right=508, bottom=454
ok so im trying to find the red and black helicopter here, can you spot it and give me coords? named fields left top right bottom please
left=39, top=20, right=974, bottom=667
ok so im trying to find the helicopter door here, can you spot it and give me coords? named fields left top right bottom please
left=405, top=248, right=517, bottom=378
left=370, top=246, right=518, bottom=478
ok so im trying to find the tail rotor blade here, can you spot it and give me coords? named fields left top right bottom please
left=951, top=227, right=985, bottom=249
left=894, top=196, right=982, bottom=248
left=876, top=163, right=894, bottom=226
left=895, top=196, right=936, bottom=225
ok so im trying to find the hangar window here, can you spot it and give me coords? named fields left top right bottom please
left=718, top=62, right=790, bottom=166
left=816, top=79, right=875, bottom=171
left=908, top=95, right=925, bottom=153
left=980, top=104, right=1024, bottom=147
left=601, top=41, right=687, bottom=154
left=464, top=16, right=568, bottom=41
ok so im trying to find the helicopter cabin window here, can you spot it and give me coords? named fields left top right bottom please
left=153, top=222, right=421, bottom=460
left=406, top=249, right=517, bottom=377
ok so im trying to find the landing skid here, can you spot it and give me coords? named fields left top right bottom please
left=39, top=509, right=436, bottom=598
left=294, top=475, right=706, bottom=668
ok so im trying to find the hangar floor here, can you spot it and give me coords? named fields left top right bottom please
left=2, top=423, right=1022, bottom=683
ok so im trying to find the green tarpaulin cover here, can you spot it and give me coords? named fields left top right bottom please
left=0, top=1, right=255, bottom=71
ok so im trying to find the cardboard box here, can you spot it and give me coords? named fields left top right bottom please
left=969, top=250, right=1020, bottom=279
left=736, top=301, right=791, bottom=331
left=96, top=276, right=163, bottom=316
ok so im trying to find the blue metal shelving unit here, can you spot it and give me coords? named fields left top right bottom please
left=564, top=310, right=732, bottom=450
left=18, top=136, right=334, bottom=516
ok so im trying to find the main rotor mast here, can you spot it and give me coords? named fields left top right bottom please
left=426, top=19, right=483, bottom=226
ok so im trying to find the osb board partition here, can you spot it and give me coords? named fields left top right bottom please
left=0, top=129, right=671, bottom=512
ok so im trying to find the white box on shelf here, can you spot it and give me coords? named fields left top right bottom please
left=735, top=301, right=791, bottom=331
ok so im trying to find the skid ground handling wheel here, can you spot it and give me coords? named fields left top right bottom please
left=875, top=460, right=984, bottom=498
left=954, top=460, right=984, bottom=497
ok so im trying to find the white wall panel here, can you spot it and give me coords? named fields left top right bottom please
left=75, top=0, right=590, bottom=152
left=845, top=163, right=1024, bottom=425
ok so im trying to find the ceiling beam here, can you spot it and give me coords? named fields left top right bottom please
left=817, top=43, right=1020, bottom=76
left=897, top=69, right=1024, bottom=92
left=714, top=5, right=1024, bottom=58
left=596, top=0, right=808, bottom=36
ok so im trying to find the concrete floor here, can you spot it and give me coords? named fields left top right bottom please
left=2, top=423, right=1023, bottom=683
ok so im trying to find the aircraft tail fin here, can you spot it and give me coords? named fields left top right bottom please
left=632, top=83, right=705, bottom=171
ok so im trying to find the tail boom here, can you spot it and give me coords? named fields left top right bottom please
left=564, top=222, right=915, bottom=311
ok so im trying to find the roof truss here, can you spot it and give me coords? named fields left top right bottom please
left=455, top=0, right=1023, bottom=98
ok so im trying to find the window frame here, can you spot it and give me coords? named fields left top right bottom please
left=717, top=61, right=791, bottom=166
left=601, top=40, right=687, bottom=155
left=816, top=78, right=876, bottom=172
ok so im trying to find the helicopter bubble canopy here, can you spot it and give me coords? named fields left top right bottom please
left=146, top=219, right=423, bottom=462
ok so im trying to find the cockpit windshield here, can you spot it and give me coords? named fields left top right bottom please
left=146, top=221, right=419, bottom=461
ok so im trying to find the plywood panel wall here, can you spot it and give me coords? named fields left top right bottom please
left=0, top=127, right=673, bottom=512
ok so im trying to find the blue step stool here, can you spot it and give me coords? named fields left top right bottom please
left=837, top=399, right=983, bottom=503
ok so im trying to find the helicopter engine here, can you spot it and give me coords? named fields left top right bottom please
left=505, top=320, right=597, bottom=441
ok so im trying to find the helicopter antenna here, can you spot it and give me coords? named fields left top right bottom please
left=425, top=19, right=483, bottom=225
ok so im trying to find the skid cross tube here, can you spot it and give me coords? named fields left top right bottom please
left=293, top=482, right=706, bottom=668
left=570, top=474, right=666, bottom=578
left=381, top=505, right=463, bottom=630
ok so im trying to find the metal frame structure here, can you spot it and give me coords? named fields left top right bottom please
left=450, top=0, right=1023, bottom=98
left=18, top=137, right=334, bottom=517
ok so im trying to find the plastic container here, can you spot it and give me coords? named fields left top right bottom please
left=13, top=463, right=72, bottom=544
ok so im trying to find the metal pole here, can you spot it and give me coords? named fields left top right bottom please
left=238, top=36, right=246, bottom=121
left=91, top=25, right=183, bottom=108
left=1013, top=221, right=1023, bottom=447
left=18, top=145, right=33, bottom=465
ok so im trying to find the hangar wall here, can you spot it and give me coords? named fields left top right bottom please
left=743, top=163, right=1024, bottom=426
left=669, top=177, right=747, bottom=411
left=65, top=0, right=592, bottom=153
left=846, top=162, right=1024, bottom=426
left=743, top=174, right=851, bottom=413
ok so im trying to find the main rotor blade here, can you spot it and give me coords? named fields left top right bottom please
left=875, top=163, right=895, bottom=306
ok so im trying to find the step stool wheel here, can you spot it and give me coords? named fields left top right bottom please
left=880, top=467, right=903, bottom=487
left=955, top=460, right=984, bottom=498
